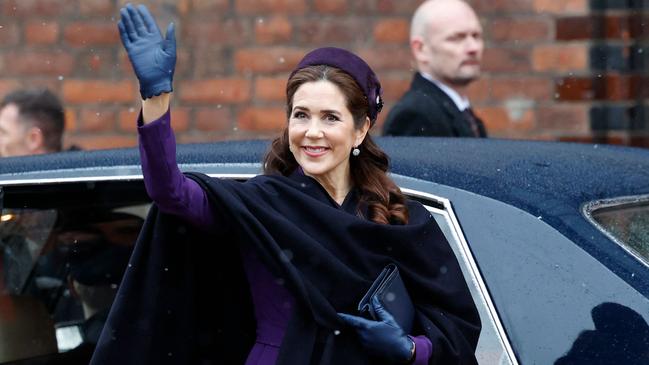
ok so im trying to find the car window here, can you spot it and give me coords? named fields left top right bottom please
left=0, top=180, right=150, bottom=364
left=0, top=208, right=59, bottom=362
left=586, top=196, right=649, bottom=266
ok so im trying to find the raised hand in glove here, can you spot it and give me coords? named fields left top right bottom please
left=118, top=3, right=176, bottom=99
left=338, top=296, right=416, bottom=363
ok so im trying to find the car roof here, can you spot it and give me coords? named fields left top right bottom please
left=386, top=137, right=649, bottom=211
left=2, top=137, right=648, bottom=208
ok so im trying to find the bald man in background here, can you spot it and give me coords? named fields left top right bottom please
left=0, top=89, right=65, bottom=157
left=383, top=0, right=487, bottom=137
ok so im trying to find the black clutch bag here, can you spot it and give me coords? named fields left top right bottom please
left=357, top=263, right=415, bottom=334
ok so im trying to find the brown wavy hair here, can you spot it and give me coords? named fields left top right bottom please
left=263, top=65, right=409, bottom=225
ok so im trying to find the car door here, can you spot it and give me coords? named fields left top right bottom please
left=393, top=174, right=649, bottom=364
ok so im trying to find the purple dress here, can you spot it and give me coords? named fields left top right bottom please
left=137, top=109, right=433, bottom=364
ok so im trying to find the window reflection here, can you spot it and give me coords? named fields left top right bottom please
left=0, top=205, right=145, bottom=363
left=555, top=302, right=649, bottom=364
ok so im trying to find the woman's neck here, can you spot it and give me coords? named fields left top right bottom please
left=322, top=183, right=351, bottom=206
left=306, top=169, right=352, bottom=206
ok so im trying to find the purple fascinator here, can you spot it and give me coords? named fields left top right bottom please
left=290, top=47, right=384, bottom=125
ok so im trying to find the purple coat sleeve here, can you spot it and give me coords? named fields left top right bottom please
left=137, top=109, right=217, bottom=230
left=410, top=335, right=433, bottom=364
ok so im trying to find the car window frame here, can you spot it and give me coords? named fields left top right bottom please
left=402, top=188, right=518, bottom=365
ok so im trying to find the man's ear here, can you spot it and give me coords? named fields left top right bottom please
left=25, top=126, right=44, bottom=152
left=410, top=37, right=425, bottom=60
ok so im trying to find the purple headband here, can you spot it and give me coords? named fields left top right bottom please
left=289, top=47, right=384, bottom=125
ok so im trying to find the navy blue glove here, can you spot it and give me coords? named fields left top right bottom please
left=118, top=3, right=176, bottom=99
left=338, top=296, right=415, bottom=363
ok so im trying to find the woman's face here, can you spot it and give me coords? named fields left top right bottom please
left=288, top=80, right=369, bottom=184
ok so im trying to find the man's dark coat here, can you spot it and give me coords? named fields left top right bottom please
left=90, top=172, right=481, bottom=364
left=382, top=73, right=487, bottom=137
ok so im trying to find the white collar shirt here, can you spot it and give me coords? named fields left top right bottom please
left=419, top=72, right=471, bottom=112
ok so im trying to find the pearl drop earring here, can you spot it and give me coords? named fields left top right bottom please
left=352, top=147, right=360, bottom=156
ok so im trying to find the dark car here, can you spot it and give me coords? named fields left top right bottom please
left=0, top=137, right=648, bottom=364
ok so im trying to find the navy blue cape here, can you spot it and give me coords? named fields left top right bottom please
left=90, top=172, right=480, bottom=364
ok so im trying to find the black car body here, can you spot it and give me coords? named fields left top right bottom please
left=0, top=137, right=648, bottom=364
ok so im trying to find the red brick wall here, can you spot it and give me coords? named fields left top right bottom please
left=0, top=0, right=647, bottom=150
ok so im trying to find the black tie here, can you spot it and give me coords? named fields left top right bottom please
left=462, top=108, right=481, bottom=137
